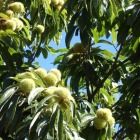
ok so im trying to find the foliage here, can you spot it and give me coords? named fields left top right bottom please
left=0, top=0, right=140, bottom=140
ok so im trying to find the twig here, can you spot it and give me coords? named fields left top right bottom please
left=113, top=45, right=118, bottom=52
left=112, top=126, right=125, bottom=139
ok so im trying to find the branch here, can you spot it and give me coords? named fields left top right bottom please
left=83, top=38, right=92, bottom=111
left=112, top=126, right=125, bottom=139
left=113, top=45, right=118, bottom=52
left=86, top=38, right=92, bottom=103
left=91, top=44, right=133, bottom=99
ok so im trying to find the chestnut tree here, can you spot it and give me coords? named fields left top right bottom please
left=0, top=0, right=140, bottom=139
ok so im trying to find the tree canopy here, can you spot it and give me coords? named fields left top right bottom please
left=0, top=0, right=140, bottom=139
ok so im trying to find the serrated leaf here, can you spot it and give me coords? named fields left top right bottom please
left=28, top=87, right=44, bottom=105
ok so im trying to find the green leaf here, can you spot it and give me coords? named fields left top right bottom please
left=91, top=28, right=99, bottom=44
left=132, top=38, right=140, bottom=51
left=105, top=79, right=111, bottom=88
left=0, top=87, right=16, bottom=106
left=106, top=124, right=111, bottom=139
left=112, top=28, right=117, bottom=44
left=65, top=128, right=74, bottom=140
left=6, top=95, right=19, bottom=130
left=112, top=69, right=121, bottom=83
left=91, top=39, right=113, bottom=46
left=70, top=101, right=76, bottom=118
left=94, top=0, right=99, bottom=11
left=100, top=128, right=107, bottom=140
left=124, top=0, right=130, bottom=7
left=23, top=103, right=38, bottom=112
left=78, top=9, right=87, bottom=31
left=83, top=100, right=96, bottom=115
left=72, top=71, right=83, bottom=93
left=58, top=110, right=63, bottom=140
left=50, top=105, right=58, bottom=136
left=117, top=21, right=130, bottom=44
left=38, top=94, right=56, bottom=107
left=0, top=44, right=16, bottom=72
left=42, top=48, right=48, bottom=59
left=29, top=107, right=45, bottom=133
left=44, top=45, right=56, bottom=55
left=28, top=87, right=44, bottom=105
left=0, top=13, right=9, bottom=18
left=101, top=50, right=115, bottom=57
left=54, top=55, right=64, bottom=65
left=100, top=88, right=112, bottom=104
left=66, top=26, right=77, bottom=48
left=36, top=114, right=50, bottom=136
left=136, top=109, right=140, bottom=124
left=81, top=114, right=95, bottom=128
left=56, top=48, right=69, bottom=53
left=20, top=17, right=30, bottom=29
left=23, top=25, right=31, bottom=40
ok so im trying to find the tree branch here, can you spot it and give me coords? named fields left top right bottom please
left=86, top=38, right=92, bottom=103
left=83, top=38, right=92, bottom=111
left=91, top=44, right=133, bottom=99
left=112, top=126, right=125, bottom=139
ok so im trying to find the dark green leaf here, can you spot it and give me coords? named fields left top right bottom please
left=0, top=87, right=16, bottom=106
left=50, top=105, right=58, bottom=136
left=58, top=110, right=63, bottom=140
left=117, top=21, right=130, bottom=44
left=66, top=26, right=77, bottom=48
